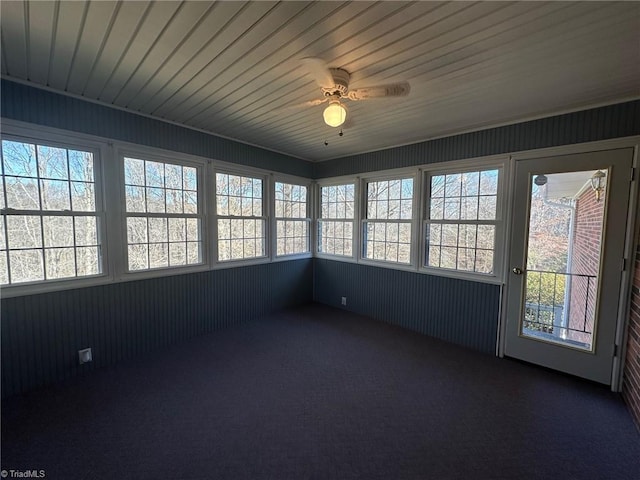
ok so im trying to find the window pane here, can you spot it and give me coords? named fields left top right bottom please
left=2, top=140, right=37, bottom=176
left=45, top=247, right=76, bottom=279
left=68, top=150, right=94, bottom=182
left=169, top=242, right=186, bottom=266
left=127, top=217, right=148, bottom=244
left=125, top=185, right=145, bottom=212
left=41, top=180, right=70, bottom=210
left=128, top=244, right=148, bottom=270
left=75, top=216, right=98, bottom=246
left=70, top=182, right=95, bottom=211
left=7, top=215, right=42, bottom=248
left=149, top=243, right=168, bottom=268
left=38, top=146, right=68, bottom=180
left=5, top=177, right=40, bottom=209
left=9, top=249, right=44, bottom=283
left=43, top=216, right=73, bottom=247
left=124, top=158, right=145, bottom=185
left=145, top=161, right=165, bottom=188
left=77, top=246, right=100, bottom=276
left=0, top=252, right=9, bottom=284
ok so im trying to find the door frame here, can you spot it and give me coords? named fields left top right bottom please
left=496, top=136, right=640, bottom=392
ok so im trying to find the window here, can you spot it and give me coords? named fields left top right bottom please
left=124, top=156, right=202, bottom=271
left=318, top=183, right=355, bottom=256
left=425, top=169, right=499, bottom=274
left=275, top=181, right=309, bottom=256
left=363, top=178, right=413, bottom=264
left=0, top=139, right=102, bottom=285
left=216, top=173, right=265, bottom=261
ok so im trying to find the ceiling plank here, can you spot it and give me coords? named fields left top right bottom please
left=1, top=0, right=28, bottom=79
left=127, top=1, right=264, bottom=113
left=27, top=0, right=57, bottom=85
left=82, top=1, right=153, bottom=99
left=65, top=1, right=121, bottom=93
left=98, top=1, right=183, bottom=104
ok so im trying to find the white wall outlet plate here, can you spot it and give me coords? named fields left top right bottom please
left=341, top=297, right=347, bottom=306
left=78, top=348, right=92, bottom=364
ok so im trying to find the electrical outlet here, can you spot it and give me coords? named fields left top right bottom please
left=341, top=296, right=347, bottom=306
left=78, top=348, right=92, bottom=365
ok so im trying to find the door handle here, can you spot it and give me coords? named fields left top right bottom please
left=512, top=267, right=523, bottom=275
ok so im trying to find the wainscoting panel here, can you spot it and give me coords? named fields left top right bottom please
left=313, top=258, right=500, bottom=354
left=1, top=259, right=313, bottom=398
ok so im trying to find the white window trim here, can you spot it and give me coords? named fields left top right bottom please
left=213, top=165, right=270, bottom=265
left=420, top=161, right=507, bottom=283
left=116, top=146, right=209, bottom=279
left=0, top=125, right=113, bottom=297
left=315, top=158, right=510, bottom=285
left=360, top=168, right=421, bottom=268
left=272, top=173, right=313, bottom=260
left=315, top=177, right=359, bottom=261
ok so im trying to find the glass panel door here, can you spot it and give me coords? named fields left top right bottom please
left=504, top=149, right=632, bottom=385
left=521, top=169, right=606, bottom=352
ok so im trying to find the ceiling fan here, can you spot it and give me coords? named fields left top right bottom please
left=300, top=57, right=411, bottom=128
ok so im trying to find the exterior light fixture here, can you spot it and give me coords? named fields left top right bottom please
left=534, top=174, right=548, bottom=186
left=323, top=98, right=347, bottom=127
left=590, top=170, right=606, bottom=202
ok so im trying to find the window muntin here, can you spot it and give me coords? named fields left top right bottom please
left=1, top=139, right=102, bottom=284
left=318, top=183, right=355, bottom=256
left=216, top=173, right=265, bottom=261
left=124, top=156, right=202, bottom=271
left=275, top=181, right=309, bottom=256
left=425, top=169, right=499, bottom=274
left=363, top=178, right=413, bottom=264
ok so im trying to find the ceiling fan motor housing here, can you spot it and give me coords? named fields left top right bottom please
left=322, top=68, right=350, bottom=97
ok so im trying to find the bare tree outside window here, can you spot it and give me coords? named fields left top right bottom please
left=1, top=139, right=101, bottom=284
left=318, top=183, right=355, bottom=256
left=363, top=178, right=413, bottom=264
left=124, top=156, right=201, bottom=271
left=275, top=182, right=309, bottom=256
left=426, top=169, right=499, bottom=274
left=216, top=173, right=265, bottom=261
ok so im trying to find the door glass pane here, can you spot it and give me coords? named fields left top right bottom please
left=521, top=169, right=607, bottom=351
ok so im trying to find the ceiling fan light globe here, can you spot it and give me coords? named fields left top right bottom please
left=323, top=102, right=347, bottom=127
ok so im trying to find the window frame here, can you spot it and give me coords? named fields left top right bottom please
left=315, top=177, right=358, bottom=261
left=420, top=160, right=507, bottom=283
left=359, top=169, right=420, bottom=269
left=117, top=147, right=208, bottom=278
left=272, top=174, right=313, bottom=260
left=213, top=164, right=270, bottom=266
left=0, top=126, right=111, bottom=297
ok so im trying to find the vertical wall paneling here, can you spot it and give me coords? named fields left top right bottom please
left=1, top=259, right=313, bottom=398
left=0, top=79, right=313, bottom=178
left=313, top=258, right=501, bottom=354
left=314, top=100, right=640, bottom=178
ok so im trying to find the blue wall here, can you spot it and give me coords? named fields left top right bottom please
left=1, top=79, right=313, bottom=178
left=1, top=260, right=313, bottom=398
left=314, top=100, right=640, bottom=178
left=313, top=259, right=500, bottom=354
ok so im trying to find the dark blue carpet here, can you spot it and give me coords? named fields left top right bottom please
left=2, top=303, right=639, bottom=479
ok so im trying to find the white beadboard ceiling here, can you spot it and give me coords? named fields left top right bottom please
left=1, top=1, right=639, bottom=162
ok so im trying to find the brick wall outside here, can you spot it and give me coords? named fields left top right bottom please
left=568, top=188, right=603, bottom=345
left=622, top=243, right=640, bottom=430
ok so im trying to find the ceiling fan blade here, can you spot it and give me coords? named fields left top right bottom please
left=279, top=97, right=328, bottom=111
left=347, top=82, right=410, bottom=101
left=301, top=57, right=334, bottom=89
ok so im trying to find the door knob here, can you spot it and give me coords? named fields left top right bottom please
left=512, top=267, right=523, bottom=275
